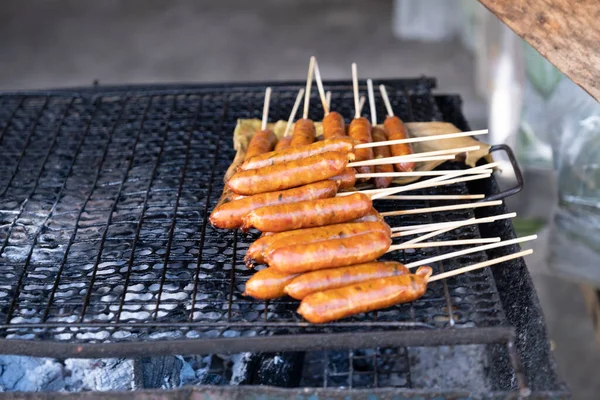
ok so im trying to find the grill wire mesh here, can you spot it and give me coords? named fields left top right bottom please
left=0, top=82, right=507, bottom=346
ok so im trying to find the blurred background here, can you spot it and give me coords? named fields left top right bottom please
left=1, top=0, right=599, bottom=397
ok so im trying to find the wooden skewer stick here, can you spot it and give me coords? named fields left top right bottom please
left=313, top=60, right=329, bottom=115
left=379, top=84, right=395, bottom=117
left=390, top=212, right=516, bottom=236
left=352, top=63, right=360, bottom=119
left=352, top=162, right=498, bottom=196
left=370, top=173, right=491, bottom=200
left=365, top=161, right=500, bottom=199
left=389, top=237, right=501, bottom=251
left=405, top=235, right=538, bottom=269
left=429, top=249, right=534, bottom=282
left=356, top=169, right=492, bottom=178
left=358, top=96, right=366, bottom=115
left=378, top=194, right=486, bottom=201
left=380, top=200, right=502, bottom=217
left=283, top=88, right=305, bottom=137
left=352, top=172, right=491, bottom=198
left=396, top=212, right=515, bottom=246
left=354, top=129, right=490, bottom=149
left=302, top=56, right=316, bottom=120
left=367, top=79, right=377, bottom=125
left=261, top=87, right=272, bottom=131
left=326, top=91, right=331, bottom=110
left=347, top=145, right=481, bottom=168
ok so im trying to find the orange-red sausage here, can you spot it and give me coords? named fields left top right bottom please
left=348, top=118, right=374, bottom=177
left=266, top=230, right=391, bottom=274
left=243, top=268, right=299, bottom=300
left=290, top=118, right=316, bottom=147
left=383, top=116, right=415, bottom=172
left=242, top=193, right=372, bottom=232
left=245, top=129, right=277, bottom=161
left=322, top=112, right=346, bottom=139
left=274, top=136, right=293, bottom=151
left=210, top=181, right=337, bottom=230
left=297, top=266, right=433, bottom=323
left=371, top=126, right=393, bottom=189
left=245, top=220, right=387, bottom=267
left=329, top=168, right=356, bottom=190
left=284, top=261, right=409, bottom=300
left=239, top=137, right=354, bottom=171
left=352, top=208, right=383, bottom=223
left=228, top=152, right=347, bottom=195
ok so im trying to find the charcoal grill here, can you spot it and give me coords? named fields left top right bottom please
left=0, top=79, right=567, bottom=398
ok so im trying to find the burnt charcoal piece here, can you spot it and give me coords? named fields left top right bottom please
left=250, top=352, right=305, bottom=387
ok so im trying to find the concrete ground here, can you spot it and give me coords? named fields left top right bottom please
left=0, top=0, right=598, bottom=397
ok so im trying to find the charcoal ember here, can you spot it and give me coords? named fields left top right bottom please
left=199, top=373, right=227, bottom=386
left=250, top=352, right=304, bottom=387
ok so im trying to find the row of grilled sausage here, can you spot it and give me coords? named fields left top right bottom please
left=209, top=104, right=431, bottom=323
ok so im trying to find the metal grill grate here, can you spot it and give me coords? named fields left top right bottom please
left=0, top=82, right=512, bottom=347
left=0, top=82, right=567, bottom=396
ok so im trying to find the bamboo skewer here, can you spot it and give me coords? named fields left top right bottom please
left=356, top=169, right=493, bottom=178
left=364, top=161, right=500, bottom=200
left=369, top=173, right=491, bottom=200
left=283, top=89, right=305, bottom=137
left=405, top=235, right=538, bottom=269
left=352, top=63, right=360, bottom=119
left=302, top=57, right=316, bottom=120
left=326, top=91, right=331, bottom=110
left=390, top=212, right=517, bottom=236
left=261, top=87, right=272, bottom=131
left=379, top=84, right=395, bottom=117
left=429, top=249, right=534, bottom=282
left=389, top=237, right=501, bottom=251
left=354, top=129, right=489, bottom=149
left=380, top=200, right=502, bottom=217
left=378, top=194, right=486, bottom=201
left=367, top=79, right=377, bottom=126
left=313, top=61, right=329, bottom=115
left=347, top=145, right=481, bottom=168
left=358, top=96, right=366, bottom=115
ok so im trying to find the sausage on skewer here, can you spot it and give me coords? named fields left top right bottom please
left=380, top=84, right=415, bottom=172
left=371, top=126, right=393, bottom=188
left=210, top=180, right=338, bottom=230
left=228, top=151, right=347, bottom=195
left=266, top=230, right=391, bottom=274
left=242, top=192, right=372, bottom=232
left=243, top=268, right=299, bottom=300
left=245, top=213, right=385, bottom=266
left=297, top=266, right=432, bottom=323
left=284, top=261, right=409, bottom=300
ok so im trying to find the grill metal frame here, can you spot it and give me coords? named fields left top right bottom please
left=0, top=82, right=565, bottom=396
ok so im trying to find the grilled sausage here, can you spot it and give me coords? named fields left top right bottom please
left=245, top=220, right=390, bottom=267
left=239, top=137, right=354, bottom=171
left=290, top=118, right=316, bottom=147
left=243, top=268, right=299, bottom=300
left=284, top=261, right=409, bottom=300
left=322, top=111, right=346, bottom=139
left=274, top=136, right=293, bottom=151
left=266, top=230, right=391, bottom=274
left=329, top=168, right=356, bottom=190
left=297, top=266, right=433, bottom=323
left=383, top=116, right=415, bottom=172
left=242, top=193, right=372, bottom=232
left=245, top=219, right=385, bottom=267
left=228, top=152, right=347, bottom=195
left=348, top=117, right=374, bottom=177
left=245, top=129, right=278, bottom=160
left=210, top=181, right=337, bottom=230
left=352, top=208, right=383, bottom=223
left=371, top=126, right=394, bottom=189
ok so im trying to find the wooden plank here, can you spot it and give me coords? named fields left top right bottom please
left=580, top=284, right=600, bottom=347
left=478, top=0, right=600, bottom=103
